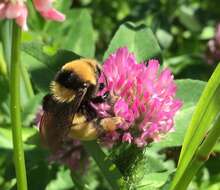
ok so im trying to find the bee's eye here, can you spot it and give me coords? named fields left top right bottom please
left=99, top=83, right=105, bottom=90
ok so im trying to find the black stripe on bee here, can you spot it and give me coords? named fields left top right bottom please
left=55, top=70, right=84, bottom=91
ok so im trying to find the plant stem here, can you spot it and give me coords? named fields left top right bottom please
left=10, top=22, right=28, bottom=190
left=172, top=113, right=220, bottom=190
left=82, top=141, right=124, bottom=190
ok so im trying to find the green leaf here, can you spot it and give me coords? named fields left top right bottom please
left=63, top=9, right=95, bottom=58
left=22, top=94, right=44, bottom=126
left=156, top=29, right=173, bottom=49
left=46, top=167, right=74, bottom=190
left=173, top=114, right=220, bottom=190
left=25, top=151, right=59, bottom=190
left=44, top=9, right=95, bottom=58
left=0, top=75, right=10, bottom=123
left=137, top=171, right=173, bottom=190
left=20, top=72, right=31, bottom=106
left=164, top=55, right=203, bottom=75
left=134, top=149, right=175, bottom=190
left=103, top=22, right=161, bottom=62
left=22, top=42, right=80, bottom=71
left=199, top=26, right=215, bottom=40
left=213, top=140, right=220, bottom=152
left=0, top=20, right=12, bottom=67
left=22, top=42, right=80, bottom=92
left=0, top=127, right=37, bottom=149
left=170, top=64, right=220, bottom=190
left=177, top=6, right=201, bottom=32
left=53, top=0, right=72, bottom=12
left=0, top=127, right=13, bottom=149
left=0, top=43, right=7, bottom=76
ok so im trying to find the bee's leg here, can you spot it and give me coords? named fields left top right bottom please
left=69, top=116, right=123, bottom=141
left=80, top=103, right=97, bottom=120
left=69, top=117, right=122, bottom=141
left=99, top=117, right=123, bottom=132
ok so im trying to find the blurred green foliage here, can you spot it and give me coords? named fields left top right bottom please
left=0, top=0, right=220, bottom=189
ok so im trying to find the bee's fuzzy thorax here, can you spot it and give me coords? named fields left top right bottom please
left=62, top=59, right=99, bottom=85
left=50, top=81, right=76, bottom=103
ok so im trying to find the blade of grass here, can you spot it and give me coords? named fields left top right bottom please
left=179, top=64, right=220, bottom=164
left=173, top=113, right=220, bottom=190
left=0, top=44, right=7, bottom=76
left=0, top=20, right=12, bottom=73
left=21, top=63, right=34, bottom=98
left=170, top=63, right=220, bottom=190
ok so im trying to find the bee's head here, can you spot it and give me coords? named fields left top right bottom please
left=51, top=59, right=100, bottom=103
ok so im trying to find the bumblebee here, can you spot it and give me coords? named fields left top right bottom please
left=39, top=59, right=121, bottom=152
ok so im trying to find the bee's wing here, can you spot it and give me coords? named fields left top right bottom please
left=39, top=89, right=88, bottom=151
left=39, top=94, right=72, bottom=152
left=39, top=110, right=75, bottom=152
left=39, top=111, right=60, bottom=151
left=41, top=90, right=88, bottom=128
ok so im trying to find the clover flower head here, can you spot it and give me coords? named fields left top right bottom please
left=0, top=0, right=28, bottom=30
left=94, top=47, right=182, bottom=147
left=0, top=0, right=65, bottom=30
